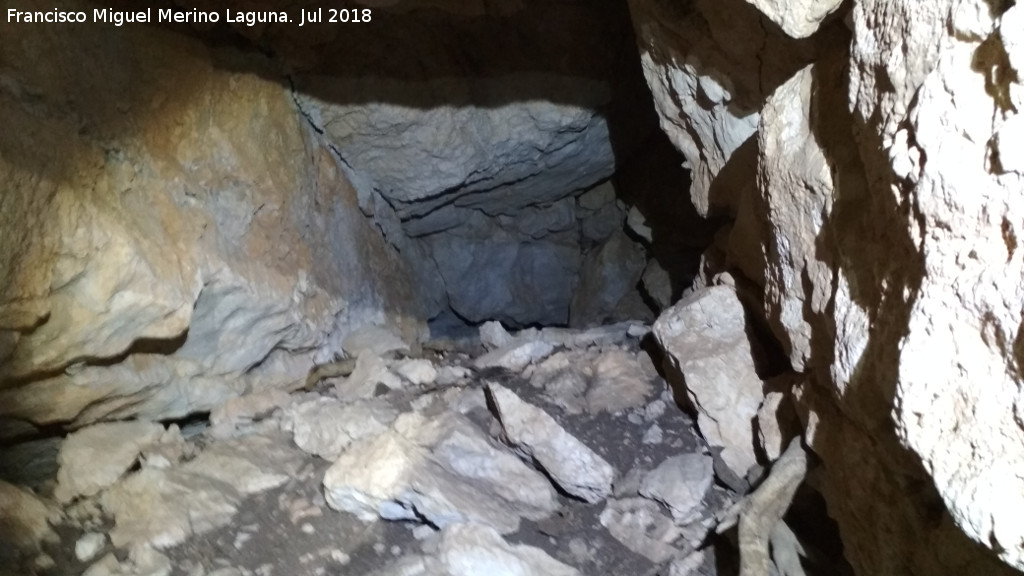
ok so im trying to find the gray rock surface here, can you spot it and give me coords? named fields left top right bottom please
left=639, top=453, right=714, bottom=524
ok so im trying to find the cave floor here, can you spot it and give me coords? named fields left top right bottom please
left=12, top=323, right=842, bottom=576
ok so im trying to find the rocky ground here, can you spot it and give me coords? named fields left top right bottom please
left=0, top=320, right=850, bottom=576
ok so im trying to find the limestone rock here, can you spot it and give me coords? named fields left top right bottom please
left=753, top=64, right=835, bottom=373
left=55, top=421, right=165, bottom=503
left=479, top=321, right=515, bottom=351
left=435, top=523, right=581, bottom=576
left=334, top=353, right=406, bottom=400
left=652, top=287, right=762, bottom=478
left=626, top=0, right=815, bottom=216
left=102, top=467, right=241, bottom=550
left=209, top=390, right=293, bottom=440
left=642, top=260, right=674, bottom=310
left=283, top=397, right=398, bottom=461
left=371, top=523, right=580, bottom=576
left=425, top=223, right=582, bottom=327
left=585, top=348, right=656, bottom=414
left=639, top=453, right=714, bottom=524
left=474, top=340, right=555, bottom=372
left=486, top=383, right=614, bottom=503
left=0, top=5, right=425, bottom=427
left=600, top=497, right=683, bottom=563
left=741, top=0, right=843, bottom=38
left=0, top=480, right=56, bottom=556
left=323, top=410, right=558, bottom=534
left=756, top=388, right=798, bottom=463
left=102, top=434, right=302, bottom=549
left=341, top=325, right=411, bottom=359
left=74, top=532, right=107, bottom=563
left=81, top=546, right=171, bottom=576
left=394, top=359, right=438, bottom=386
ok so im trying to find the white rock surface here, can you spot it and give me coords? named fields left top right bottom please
left=639, top=453, right=714, bottom=524
left=473, top=340, right=555, bottom=372
left=323, top=410, right=558, bottom=534
left=652, top=287, right=762, bottom=478
left=741, top=0, right=843, bottom=38
left=486, top=383, right=614, bottom=503
left=75, top=532, right=107, bottom=562
left=283, top=397, right=398, bottom=461
left=335, top=353, right=406, bottom=399
left=394, top=359, right=438, bottom=386
left=342, top=325, right=411, bottom=359
left=102, top=434, right=303, bottom=549
left=55, top=421, right=165, bottom=503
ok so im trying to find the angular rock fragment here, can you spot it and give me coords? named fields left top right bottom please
left=323, top=410, right=557, bottom=534
left=394, top=359, right=438, bottom=386
left=474, top=340, right=554, bottom=372
left=585, top=348, right=655, bottom=414
left=652, top=286, right=763, bottom=478
left=640, top=453, right=714, bottom=524
left=102, top=434, right=302, bottom=549
left=486, top=383, right=614, bottom=503
left=55, top=421, right=165, bottom=503
left=600, top=497, right=683, bottom=563
left=209, top=389, right=293, bottom=439
left=282, top=397, right=397, bottom=461
left=334, top=353, right=405, bottom=399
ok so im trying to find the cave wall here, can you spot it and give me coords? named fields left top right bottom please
left=0, top=0, right=429, bottom=429
left=629, top=0, right=1024, bottom=573
left=0, top=0, right=660, bottom=430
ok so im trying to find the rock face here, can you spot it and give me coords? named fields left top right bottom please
left=635, top=0, right=1024, bottom=573
left=0, top=0, right=664, bottom=432
left=0, top=0, right=425, bottom=430
left=288, top=0, right=657, bottom=328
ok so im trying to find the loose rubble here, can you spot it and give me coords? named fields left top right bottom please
left=0, top=316, right=844, bottom=576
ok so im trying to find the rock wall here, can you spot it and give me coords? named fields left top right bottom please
left=0, top=0, right=662, bottom=430
left=631, top=0, right=1024, bottom=573
left=0, top=0, right=425, bottom=430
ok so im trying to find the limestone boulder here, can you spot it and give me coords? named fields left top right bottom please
left=652, top=286, right=762, bottom=478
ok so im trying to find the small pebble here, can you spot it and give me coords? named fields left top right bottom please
left=75, top=532, right=107, bottom=562
left=301, top=523, right=315, bottom=534
left=642, top=424, right=663, bottom=445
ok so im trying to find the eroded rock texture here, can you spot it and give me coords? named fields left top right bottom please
left=0, top=0, right=426, bottom=429
left=0, top=0, right=658, bottom=431
left=633, top=0, right=1024, bottom=573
